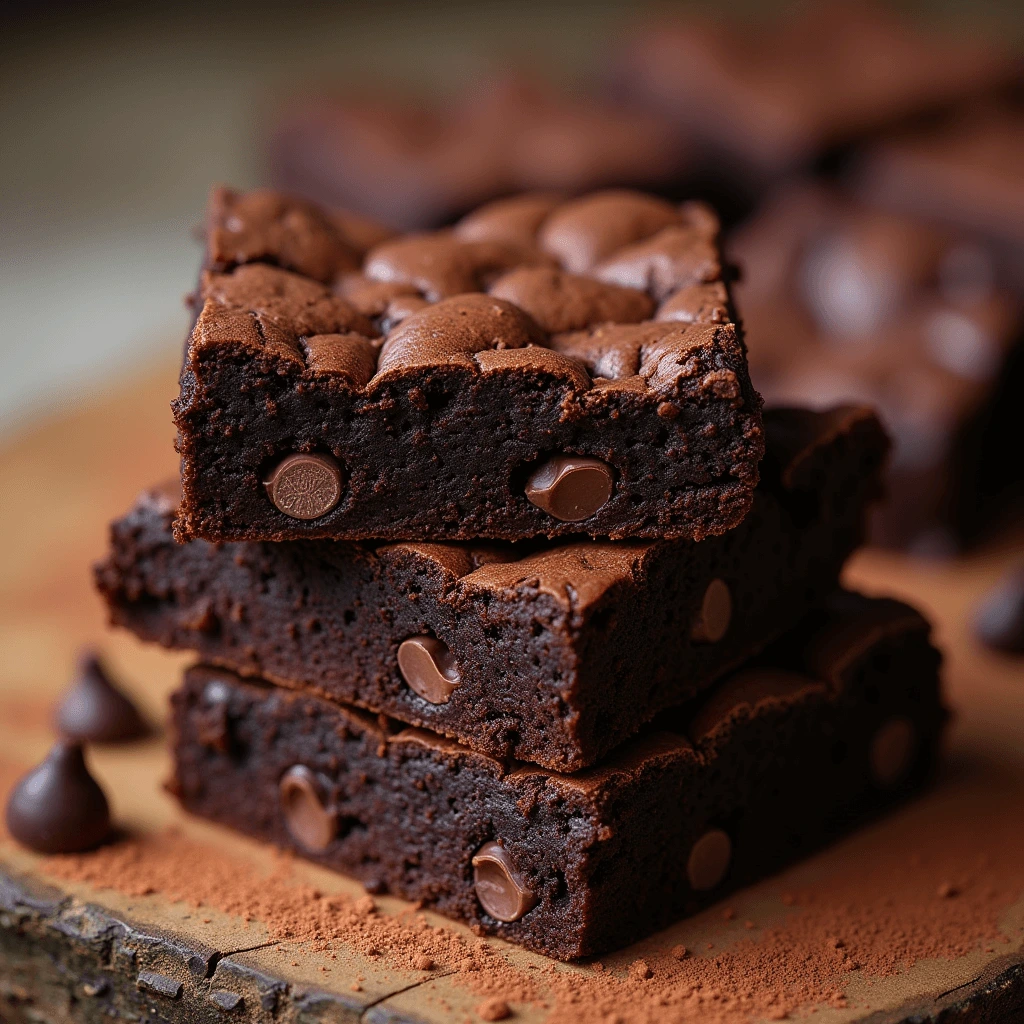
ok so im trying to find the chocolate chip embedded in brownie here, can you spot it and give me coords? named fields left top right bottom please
left=168, top=591, right=946, bottom=961
left=172, top=187, right=763, bottom=544
left=268, top=75, right=690, bottom=231
left=97, top=406, right=888, bottom=772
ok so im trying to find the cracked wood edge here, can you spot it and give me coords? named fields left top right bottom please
left=0, top=866, right=428, bottom=1024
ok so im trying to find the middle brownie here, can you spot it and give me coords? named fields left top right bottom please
left=96, top=406, right=888, bottom=773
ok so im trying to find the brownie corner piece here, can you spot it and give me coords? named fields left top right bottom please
left=172, top=186, right=763, bottom=544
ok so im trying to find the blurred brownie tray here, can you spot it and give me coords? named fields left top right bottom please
left=169, top=591, right=946, bottom=960
left=97, top=406, right=887, bottom=772
left=172, top=187, right=763, bottom=544
left=270, top=74, right=690, bottom=231
left=613, top=3, right=1019, bottom=188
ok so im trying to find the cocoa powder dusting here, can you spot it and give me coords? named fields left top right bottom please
left=41, top=829, right=531, bottom=1002
left=36, top=768, right=1024, bottom=1024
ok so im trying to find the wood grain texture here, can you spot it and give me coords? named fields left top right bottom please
left=1, top=360, right=1023, bottom=1023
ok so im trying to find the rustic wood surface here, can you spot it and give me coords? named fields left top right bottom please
left=1, top=358, right=1023, bottom=1023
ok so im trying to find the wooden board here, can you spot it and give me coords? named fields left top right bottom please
left=1, top=358, right=1023, bottom=1024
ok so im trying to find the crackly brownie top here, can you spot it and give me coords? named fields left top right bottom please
left=133, top=405, right=886, bottom=620
left=187, top=187, right=739, bottom=403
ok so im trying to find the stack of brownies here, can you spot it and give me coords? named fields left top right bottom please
left=95, top=186, right=946, bottom=960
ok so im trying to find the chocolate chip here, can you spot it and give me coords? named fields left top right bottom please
left=5, top=740, right=112, bottom=854
left=869, top=717, right=916, bottom=787
left=472, top=841, right=537, bottom=922
left=691, top=579, right=732, bottom=643
left=974, top=568, right=1024, bottom=654
left=263, top=453, right=343, bottom=520
left=279, top=765, right=336, bottom=852
left=397, top=636, right=461, bottom=704
left=524, top=455, right=613, bottom=521
left=54, top=651, right=149, bottom=743
left=686, top=828, right=731, bottom=891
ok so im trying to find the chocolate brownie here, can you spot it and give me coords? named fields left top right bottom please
left=730, top=183, right=1024, bottom=550
left=173, top=187, right=763, bottom=544
left=98, top=406, right=887, bottom=772
left=270, top=74, right=690, bottom=231
left=854, top=106, right=1024, bottom=289
left=169, top=591, right=946, bottom=960
left=612, top=4, right=1018, bottom=191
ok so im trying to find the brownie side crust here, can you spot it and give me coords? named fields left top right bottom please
left=98, top=406, right=888, bottom=772
left=172, top=188, right=763, bottom=543
left=169, top=592, right=946, bottom=961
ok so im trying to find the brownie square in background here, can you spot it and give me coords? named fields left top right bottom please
left=269, top=74, right=690, bottom=231
left=730, top=183, right=1023, bottom=551
left=854, top=105, right=1024, bottom=291
left=611, top=3, right=1019, bottom=195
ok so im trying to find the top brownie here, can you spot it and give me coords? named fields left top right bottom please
left=173, top=187, right=763, bottom=543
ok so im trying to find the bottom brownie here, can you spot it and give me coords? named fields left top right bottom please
left=169, top=592, right=945, bottom=960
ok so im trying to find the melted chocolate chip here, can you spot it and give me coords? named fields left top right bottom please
left=55, top=651, right=149, bottom=743
left=279, top=765, right=337, bottom=852
left=974, top=568, right=1024, bottom=655
left=686, top=829, right=732, bottom=891
left=397, top=636, right=461, bottom=704
left=472, top=841, right=537, bottom=922
left=263, top=453, right=344, bottom=520
left=524, top=456, right=614, bottom=521
left=691, top=579, right=732, bottom=644
left=869, top=717, right=917, bottom=786
left=5, top=741, right=112, bottom=854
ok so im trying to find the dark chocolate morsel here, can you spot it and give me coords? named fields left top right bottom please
left=5, top=740, right=112, bottom=854
left=686, top=829, right=731, bottom=891
left=869, top=717, right=916, bottom=786
left=472, top=841, right=537, bottom=922
left=397, top=636, right=461, bottom=704
left=524, top=456, right=614, bottom=521
left=55, top=651, right=149, bottom=743
left=691, top=578, right=732, bottom=643
left=263, top=453, right=344, bottom=520
left=279, top=765, right=337, bottom=851
left=973, top=568, right=1024, bottom=655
